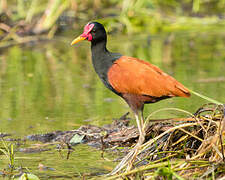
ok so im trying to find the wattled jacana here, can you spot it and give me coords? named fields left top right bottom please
left=71, top=22, right=191, bottom=173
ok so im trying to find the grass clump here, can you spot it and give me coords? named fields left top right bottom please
left=108, top=103, right=225, bottom=179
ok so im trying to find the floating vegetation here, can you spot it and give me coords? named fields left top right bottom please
left=108, top=103, right=225, bottom=179
left=1, top=103, right=224, bottom=179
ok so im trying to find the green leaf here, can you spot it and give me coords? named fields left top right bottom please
left=69, top=134, right=85, bottom=145
left=15, top=173, right=40, bottom=180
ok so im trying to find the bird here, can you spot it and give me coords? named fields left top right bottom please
left=71, top=21, right=191, bottom=173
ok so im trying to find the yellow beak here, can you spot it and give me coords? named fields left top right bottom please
left=71, top=36, right=86, bottom=45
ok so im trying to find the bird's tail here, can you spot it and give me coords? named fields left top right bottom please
left=174, top=83, right=191, bottom=98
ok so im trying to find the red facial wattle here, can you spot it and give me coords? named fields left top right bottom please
left=80, top=23, right=94, bottom=41
left=70, top=23, right=94, bottom=45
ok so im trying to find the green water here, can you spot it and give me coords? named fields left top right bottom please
left=0, top=30, right=225, bottom=178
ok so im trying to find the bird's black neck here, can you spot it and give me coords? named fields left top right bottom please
left=90, top=39, right=122, bottom=95
left=91, top=40, right=109, bottom=60
left=91, top=39, right=113, bottom=79
left=91, top=39, right=121, bottom=73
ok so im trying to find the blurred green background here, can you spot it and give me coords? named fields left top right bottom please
left=1, top=0, right=225, bottom=38
left=0, top=0, right=225, bottom=179
left=0, top=0, right=224, bottom=134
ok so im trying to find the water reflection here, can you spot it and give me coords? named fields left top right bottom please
left=0, top=31, right=224, bottom=136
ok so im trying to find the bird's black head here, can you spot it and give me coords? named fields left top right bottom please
left=88, top=22, right=107, bottom=43
left=71, top=22, right=107, bottom=45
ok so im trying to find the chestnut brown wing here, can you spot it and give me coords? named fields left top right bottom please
left=107, top=56, right=190, bottom=98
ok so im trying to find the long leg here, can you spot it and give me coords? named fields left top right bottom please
left=109, top=110, right=146, bottom=175
left=121, top=93, right=146, bottom=145
left=135, top=110, right=146, bottom=146
left=125, top=110, right=146, bottom=171
left=140, top=109, right=144, bottom=130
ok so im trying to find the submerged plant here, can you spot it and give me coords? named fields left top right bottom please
left=0, top=139, right=15, bottom=173
left=0, top=139, right=40, bottom=179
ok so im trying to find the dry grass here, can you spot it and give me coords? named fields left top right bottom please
left=108, top=103, right=225, bottom=179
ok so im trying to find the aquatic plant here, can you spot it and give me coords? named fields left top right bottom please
left=108, top=103, right=225, bottom=179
